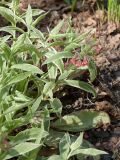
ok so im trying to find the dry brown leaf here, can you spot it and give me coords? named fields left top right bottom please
left=85, top=17, right=97, bottom=27
left=107, top=22, right=117, bottom=34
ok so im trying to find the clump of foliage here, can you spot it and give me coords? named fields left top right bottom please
left=108, top=0, right=120, bottom=23
left=0, top=0, right=110, bottom=159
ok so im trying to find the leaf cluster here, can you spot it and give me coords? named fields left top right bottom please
left=0, top=1, right=109, bottom=160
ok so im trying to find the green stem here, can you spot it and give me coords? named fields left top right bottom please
left=71, top=0, right=77, bottom=12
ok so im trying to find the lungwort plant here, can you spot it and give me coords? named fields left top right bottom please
left=0, top=0, right=110, bottom=159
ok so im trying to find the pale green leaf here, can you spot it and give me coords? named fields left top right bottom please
left=11, top=0, right=20, bottom=11
left=4, top=142, right=40, bottom=160
left=59, top=70, right=74, bottom=80
left=43, top=82, right=55, bottom=95
left=64, top=80, right=96, bottom=97
left=49, top=33, right=74, bottom=39
left=11, top=63, right=43, bottom=74
left=44, top=52, right=73, bottom=64
left=31, top=96, right=42, bottom=113
left=8, top=72, right=31, bottom=86
left=59, top=133, right=70, bottom=159
left=65, top=42, right=79, bottom=52
left=48, top=64, right=57, bottom=80
left=70, top=133, right=83, bottom=151
left=50, top=20, right=64, bottom=35
left=0, top=26, right=24, bottom=36
left=45, top=130, right=65, bottom=147
left=70, top=148, right=107, bottom=157
left=33, top=12, right=48, bottom=27
left=47, top=155, right=63, bottom=160
left=10, top=128, right=48, bottom=145
left=12, top=34, right=26, bottom=53
left=0, top=6, right=15, bottom=24
left=12, top=43, right=40, bottom=57
left=50, top=98, right=63, bottom=117
left=26, top=5, right=32, bottom=27
left=0, top=43, right=11, bottom=60
left=4, top=100, right=33, bottom=115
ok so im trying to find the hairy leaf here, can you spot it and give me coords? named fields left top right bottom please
left=51, top=110, right=110, bottom=132
left=11, top=63, right=43, bottom=75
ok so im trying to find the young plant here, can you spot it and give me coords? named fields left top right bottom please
left=0, top=1, right=110, bottom=159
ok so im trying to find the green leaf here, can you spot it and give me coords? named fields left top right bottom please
left=8, top=72, right=31, bottom=86
left=3, top=142, right=40, bottom=160
left=4, top=100, right=33, bottom=115
left=70, top=148, right=107, bottom=157
left=14, top=90, right=32, bottom=102
left=12, top=43, right=40, bottom=57
left=53, top=59, right=64, bottom=74
left=43, top=82, right=55, bottom=97
left=32, top=9, right=45, bottom=17
left=31, top=96, right=42, bottom=113
left=59, top=133, right=70, bottom=159
left=47, top=155, right=63, bottom=160
left=65, top=42, right=79, bottom=52
left=27, top=121, right=48, bottom=160
left=48, top=41, right=65, bottom=47
left=0, top=26, right=24, bottom=36
left=10, top=128, right=48, bottom=145
left=70, top=133, right=83, bottom=151
left=26, top=5, right=32, bottom=27
left=51, top=110, right=110, bottom=132
left=11, top=34, right=26, bottom=53
left=59, top=70, right=74, bottom=80
left=50, top=20, right=64, bottom=36
left=44, top=52, right=73, bottom=64
left=48, top=64, right=57, bottom=80
left=1, top=116, right=31, bottom=132
left=45, top=130, right=65, bottom=147
left=11, top=0, right=20, bottom=11
left=88, top=59, right=97, bottom=82
left=49, top=33, right=74, bottom=39
left=33, top=12, right=48, bottom=27
left=0, top=6, right=15, bottom=24
left=11, top=63, right=43, bottom=75
left=0, top=43, right=11, bottom=60
left=50, top=98, right=63, bottom=117
left=44, top=52, right=64, bottom=73
left=31, top=26, right=45, bottom=40
left=64, top=80, right=96, bottom=97
left=0, top=35, right=11, bottom=44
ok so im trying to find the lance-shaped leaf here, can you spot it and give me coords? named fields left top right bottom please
left=63, top=80, right=96, bottom=97
left=0, top=26, right=24, bottom=36
left=11, top=63, right=43, bottom=75
left=9, top=128, right=48, bottom=145
left=3, top=142, right=40, bottom=160
left=7, top=72, right=31, bottom=86
left=70, top=148, right=107, bottom=157
left=50, top=20, right=64, bottom=36
left=44, top=52, right=73, bottom=64
left=26, top=5, right=32, bottom=28
left=0, top=6, right=15, bottom=24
